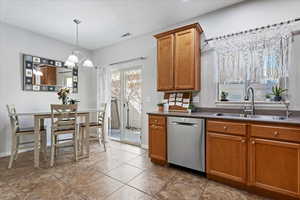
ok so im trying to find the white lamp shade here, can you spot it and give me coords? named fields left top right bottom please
left=83, top=59, right=94, bottom=68
left=65, top=60, right=76, bottom=68
left=67, top=53, right=79, bottom=63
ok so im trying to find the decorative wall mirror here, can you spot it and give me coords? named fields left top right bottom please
left=23, top=54, right=78, bottom=93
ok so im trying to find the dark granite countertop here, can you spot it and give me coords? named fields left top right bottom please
left=147, top=111, right=300, bottom=125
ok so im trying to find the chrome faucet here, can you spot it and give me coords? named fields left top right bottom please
left=243, top=87, right=255, bottom=116
left=283, top=100, right=292, bottom=118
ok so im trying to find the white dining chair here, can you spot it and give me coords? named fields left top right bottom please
left=79, top=103, right=107, bottom=151
left=6, top=104, right=47, bottom=169
left=50, top=104, right=79, bottom=167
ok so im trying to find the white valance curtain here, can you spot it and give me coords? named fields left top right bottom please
left=213, top=25, right=293, bottom=85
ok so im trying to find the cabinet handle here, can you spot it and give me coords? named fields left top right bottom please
left=252, top=141, right=255, bottom=144
left=241, top=139, right=245, bottom=143
left=223, top=126, right=227, bottom=130
left=274, top=131, right=279, bottom=136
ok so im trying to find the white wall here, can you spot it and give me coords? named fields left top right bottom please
left=92, top=0, right=300, bottom=147
left=0, top=22, right=97, bottom=156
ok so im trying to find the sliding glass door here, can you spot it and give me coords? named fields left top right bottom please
left=109, top=66, right=142, bottom=146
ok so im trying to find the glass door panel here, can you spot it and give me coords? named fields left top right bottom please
left=121, top=68, right=142, bottom=145
left=109, top=70, right=121, bottom=141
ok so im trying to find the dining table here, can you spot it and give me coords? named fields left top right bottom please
left=15, top=109, right=100, bottom=168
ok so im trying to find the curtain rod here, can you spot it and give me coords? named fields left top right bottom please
left=205, top=17, right=300, bottom=43
left=109, top=56, right=146, bottom=66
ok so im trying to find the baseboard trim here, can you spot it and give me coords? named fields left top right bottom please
left=0, top=148, right=33, bottom=158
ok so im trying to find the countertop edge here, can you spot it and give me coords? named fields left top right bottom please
left=147, top=111, right=300, bottom=125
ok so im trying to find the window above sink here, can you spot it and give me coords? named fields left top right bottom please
left=213, top=24, right=292, bottom=104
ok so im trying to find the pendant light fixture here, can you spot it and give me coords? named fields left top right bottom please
left=65, top=19, right=95, bottom=68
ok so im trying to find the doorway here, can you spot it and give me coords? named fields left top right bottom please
left=109, top=66, right=142, bottom=146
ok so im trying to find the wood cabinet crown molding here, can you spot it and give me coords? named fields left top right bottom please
left=153, top=23, right=203, bottom=39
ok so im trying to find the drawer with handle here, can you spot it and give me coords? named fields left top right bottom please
left=149, top=115, right=166, bottom=126
left=250, top=124, right=300, bottom=143
left=207, top=120, right=247, bottom=136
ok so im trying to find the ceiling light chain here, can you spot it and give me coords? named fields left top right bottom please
left=74, top=19, right=81, bottom=48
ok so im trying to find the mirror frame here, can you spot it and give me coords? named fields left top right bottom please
left=22, top=54, right=78, bottom=93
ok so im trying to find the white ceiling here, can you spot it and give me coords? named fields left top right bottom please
left=0, top=0, right=243, bottom=50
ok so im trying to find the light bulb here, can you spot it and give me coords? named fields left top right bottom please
left=65, top=60, right=75, bottom=68
left=83, top=59, right=94, bottom=68
left=67, top=53, right=79, bottom=63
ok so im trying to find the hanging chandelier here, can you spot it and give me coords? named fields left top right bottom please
left=65, top=19, right=94, bottom=68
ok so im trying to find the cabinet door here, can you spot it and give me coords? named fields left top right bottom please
left=149, top=124, right=167, bottom=163
left=157, top=34, right=174, bottom=91
left=174, top=28, right=195, bottom=90
left=249, top=138, right=300, bottom=198
left=206, top=132, right=247, bottom=183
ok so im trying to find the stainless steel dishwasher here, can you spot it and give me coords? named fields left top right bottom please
left=167, top=117, right=205, bottom=172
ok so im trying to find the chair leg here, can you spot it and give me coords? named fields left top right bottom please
left=14, top=136, right=20, bottom=161
left=55, top=135, right=59, bottom=158
left=41, top=133, right=48, bottom=161
left=78, top=127, right=82, bottom=153
left=8, top=134, right=18, bottom=169
left=80, top=128, right=84, bottom=156
left=101, top=127, right=106, bottom=152
left=74, top=133, right=78, bottom=162
left=97, top=128, right=101, bottom=145
left=50, top=134, right=55, bottom=167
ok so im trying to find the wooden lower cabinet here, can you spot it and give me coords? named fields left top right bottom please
left=249, top=138, right=300, bottom=198
left=206, top=132, right=247, bottom=184
left=206, top=119, right=300, bottom=199
left=149, top=115, right=167, bottom=164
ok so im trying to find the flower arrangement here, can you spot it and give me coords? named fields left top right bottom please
left=57, top=88, right=70, bottom=104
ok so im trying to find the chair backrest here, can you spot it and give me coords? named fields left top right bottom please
left=51, top=104, right=78, bottom=132
left=98, top=103, right=107, bottom=124
left=6, top=105, right=19, bottom=132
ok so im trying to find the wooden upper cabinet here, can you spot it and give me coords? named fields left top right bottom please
left=154, top=23, right=202, bottom=91
left=157, top=35, right=174, bottom=91
left=174, top=28, right=197, bottom=90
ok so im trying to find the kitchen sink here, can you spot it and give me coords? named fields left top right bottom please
left=213, top=113, right=288, bottom=121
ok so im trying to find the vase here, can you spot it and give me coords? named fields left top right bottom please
left=274, top=96, right=282, bottom=102
left=158, top=106, right=164, bottom=112
left=62, top=96, right=68, bottom=104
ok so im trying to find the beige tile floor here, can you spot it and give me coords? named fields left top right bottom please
left=0, top=141, right=271, bottom=200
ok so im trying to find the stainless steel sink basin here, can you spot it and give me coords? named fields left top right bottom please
left=213, top=113, right=288, bottom=121
left=214, top=113, right=243, bottom=117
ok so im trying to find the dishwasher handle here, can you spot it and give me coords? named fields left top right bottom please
left=169, top=121, right=198, bottom=127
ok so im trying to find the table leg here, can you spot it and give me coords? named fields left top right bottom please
left=34, top=117, right=41, bottom=168
left=40, top=119, right=47, bottom=161
left=79, top=116, right=84, bottom=156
